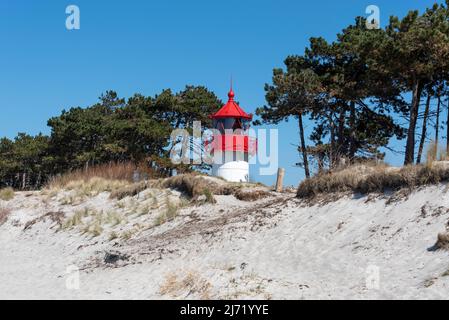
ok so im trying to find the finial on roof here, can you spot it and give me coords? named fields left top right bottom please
left=228, top=75, right=235, bottom=100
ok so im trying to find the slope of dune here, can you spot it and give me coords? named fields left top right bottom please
left=0, top=179, right=448, bottom=299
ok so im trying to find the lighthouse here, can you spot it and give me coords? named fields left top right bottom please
left=208, top=87, right=257, bottom=182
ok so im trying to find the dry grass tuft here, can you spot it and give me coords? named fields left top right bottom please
left=46, top=162, right=140, bottom=190
left=153, top=174, right=269, bottom=204
left=109, top=181, right=148, bottom=200
left=426, top=141, right=438, bottom=166
left=83, top=222, right=104, bottom=237
left=297, top=162, right=449, bottom=198
left=65, top=177, right=129, bottom=196
left=62, top=208, right=88, bottom=229
left=157, top=174, right=237, bottom=200
left=203, top=188, right=216, bottom=204
left=153, top=198, right=179, bottom=226
left=235, top=189, right=270, bottom=202
left=0, top=187, right=14, bottom=201
left=108, top=231, right=119, bottom=241
left=52, top=178, right=131, bottom=206
left=62, top=207, right=127, bottom=238
left=159, top=271, right=212, bottom=299
left=0, top=207, right=11, bottom=225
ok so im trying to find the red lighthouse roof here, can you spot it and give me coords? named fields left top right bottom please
left=210, top=88, right=252, bottom=120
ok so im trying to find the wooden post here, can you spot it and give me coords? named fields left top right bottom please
left=275, top=168, right=285, bottom=192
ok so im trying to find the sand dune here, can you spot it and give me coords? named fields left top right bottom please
left=0, top=182, right=448, bottom=299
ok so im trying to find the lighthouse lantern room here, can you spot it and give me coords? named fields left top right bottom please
left=208, top=87, right=257, bottom=182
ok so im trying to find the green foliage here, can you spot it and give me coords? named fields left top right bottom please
left=0, top=134, right=51, bottom=189
left=256, top=3, right=449, bottom=174
left=4, top=2, right=449, bottom=187
left=0, top=87, right=221, bottom=190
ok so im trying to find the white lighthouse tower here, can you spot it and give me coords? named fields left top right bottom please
left=209, top=87, right=257, bottom=182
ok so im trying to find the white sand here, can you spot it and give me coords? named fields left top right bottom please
left=0, top=185, right=448, bottom=299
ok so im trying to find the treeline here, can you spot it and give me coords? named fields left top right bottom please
left=3, top=2, right=449, bottom=189
left=256, top=2, right=449, bottom=177
left=0, top=87, right=221, bottom=189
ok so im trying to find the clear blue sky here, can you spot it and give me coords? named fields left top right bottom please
left=0, top=0, right=442, bottom=186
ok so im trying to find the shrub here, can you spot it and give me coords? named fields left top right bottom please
left=297, top=162, right=449, bottom=198
left=0, top=188, right=14, bottom=201
left=357, top=170, right=405, bottom=194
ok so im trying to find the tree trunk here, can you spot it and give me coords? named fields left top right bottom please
left=404, top=80, right=423, bottom=165
left=447, top=94, right=449, bottom=157
left=22, top=172, right=26, bottom=190
left=417, top=94, right=431, bottom=164
left=329, top=118, right=336, bottom=170
left=348, top=101, right=357, bottom=161
left=298, top=113, right=310, bottom=178
left=36, top=172, right=42, bottom=189
left=317, top=152, right=324, bottom=174
left=435, top=94, right=441, bottom=145
left=337, top=108, right=345, bottom=150
left=335, top=108, right=346, bottom=167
